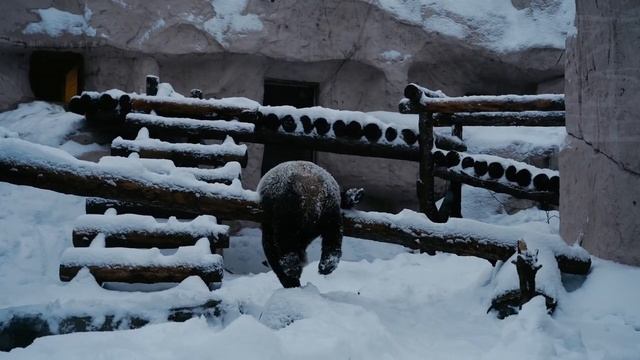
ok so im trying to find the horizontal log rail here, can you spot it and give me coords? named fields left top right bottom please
left=98, top=156, right=242, bottom=185
left=86, top=197, right=202, bottom=219
left=0, top=138, right=263, bottom=222
left=73, top=214, right=230, bottom=249
left=432, top=111, right=566, bottom=127
left=111, top=136, right=248, bottom=168
left=124, top=113, right=469, bottom=161
left=433, top=167, right=558, bottom=205
left=0, top=138, right=589, bottom=274
left=60, top=263, right=223, bottom=284
left=401, top=83, right=565, bottom=113
left=0, top=300, right=222, bottom=351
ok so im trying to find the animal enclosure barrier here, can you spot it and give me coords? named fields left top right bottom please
left=0, top=75, right=585, bottom=345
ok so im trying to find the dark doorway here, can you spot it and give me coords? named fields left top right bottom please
left=29, top=51, right=84, bottom=103
left=261, top=79, right=318, bottom=175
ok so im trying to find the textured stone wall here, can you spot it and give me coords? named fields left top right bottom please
left=0, top=0, right=571, bottom=213
left=561, top=0, right=640, bottom=265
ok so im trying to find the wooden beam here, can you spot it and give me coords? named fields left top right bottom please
left=60, top=263, right=223, bottom=284
left=86, top=197, right=201, bottom=219
left=432, top=111, right=565, bottom=127
left=111, top=137, right=248, bottom=168
left=0, top=300, right=221, bottom=351
left=73, top=214, right=230, bottom=249
left=130, top=95, right=258, bottom=119
left=433, top=167, right=559, bottom=205
left=415, top=94, right=565, bottom=113
left=0, top=139, right=589, bottom=274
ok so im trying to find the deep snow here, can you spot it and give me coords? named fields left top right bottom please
left=0, top=102, right=639, bottom=359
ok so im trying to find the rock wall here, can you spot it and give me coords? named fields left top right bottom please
left=561, top=0, right=640, bottom=265
left=0, top=0, right=572, bottom=213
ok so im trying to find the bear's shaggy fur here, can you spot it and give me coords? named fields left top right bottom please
left=258, top=161, right=343, bottom=288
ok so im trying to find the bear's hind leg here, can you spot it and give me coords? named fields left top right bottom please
left=262, top=226, right=302, bottom=288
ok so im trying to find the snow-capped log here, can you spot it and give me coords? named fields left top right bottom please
left=403, top=83, right=447, bottom=103
left=342, top=209, right=590, bottom=274
left=72, top=214, right=229, bottom=250
left=86, top=198, right=200, bottom=219
left=98, top=93, right=118, bottom=111
left=432, top=111, right=566, bottom=127
left=111, top=130, right=248, bottom=167
left=0, top=138, right=262, bottom=222
left=124, top=113, right=256, bottom=144
left=473, top=160, right=488, bottom=177
left=98, top=156, right=242, bottom=185
left=129, top=94, right=259, bottom=120
left=431, top=150, right=560, bottom=204
left=124, top=113, right=421, bottom=161
left=0, top=299, right=222, bottom=351
left=67, top=96, right=83, bottom=114
left=434, top=166, right=557, bottom=204
left=0, top=138, right=588, bottom=274
left=403, top=92, right=565, bottom=114
left=59, top=239, right=224, bottom=284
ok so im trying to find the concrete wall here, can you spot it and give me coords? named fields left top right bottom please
left=0, top=52, right=34, bottom=111
left=561, top=0, right=640, bottom=265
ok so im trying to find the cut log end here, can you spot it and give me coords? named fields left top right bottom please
left=332, top=120, right=346, bottom=137
left=445, top=151, right=460, bottom=167
left=281, top=115, right=297, bottom=133
left=473, top=161, right=488, bottom=177
left=488, top=162, right=505, bottom=179
left=300, top=115, right=314, bottom=134
left=385, top=127, right=398, bottom=142
left=516, top=169, right=532, bottom=187
left=314, top=118, right=330, bottom=135
left=461, top=156, right=474, bottom=169
left=363, top=123, right=382, bottom=142
left=401, top=129, right=418, bottom=145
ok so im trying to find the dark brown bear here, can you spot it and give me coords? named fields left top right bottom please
left=258, top=161, right=343, bottom=288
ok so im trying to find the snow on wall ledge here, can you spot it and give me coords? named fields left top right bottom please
left=12, top=0, right=573, bottom=53
left=23, top=6, right=96, bottom=37
left=370, top=0, right=575, bottom=52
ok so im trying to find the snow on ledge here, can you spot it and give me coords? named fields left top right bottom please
left=61, top=238, right=222, bottom=270
left=370, top=0, right=575, bottom=52
left=74, top=214, right=229, bottom=237
left=23, top=7, right=97, bottom=37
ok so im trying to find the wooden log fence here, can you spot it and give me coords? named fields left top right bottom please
left=0, top=138, right=590, bottom=274
left=72, top=214, right=230, bottom=249
left=111, top=133, right=249, bottom=168
left=401, top=83, right=564, bottom=222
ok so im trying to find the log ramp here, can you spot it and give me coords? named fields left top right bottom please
left=122, top=113, right=559, bottom=203
left=0, top=138, right=590, bottom=275
left=0, top=299, right=221, bottom=351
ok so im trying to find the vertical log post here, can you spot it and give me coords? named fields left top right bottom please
left=146, top=75, right=159, bottom=96
left=417, top=112, right=443, bottom=223
left=449, top=124, right=463, bottom=218
left=512, top=240, right=542, bottom=308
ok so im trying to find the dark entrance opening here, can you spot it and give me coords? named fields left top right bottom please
left=29, top=51, right=84, bottom=103
left=261, top=79, right=318, bottom=175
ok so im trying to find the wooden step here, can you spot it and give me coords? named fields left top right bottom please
left=111, top=128, right=248, bottom=167
left=73, top=214, right=229, bottom=249
left=98, top=155, right=242, bottom=185
left=59, top=240, right=223, bottom=284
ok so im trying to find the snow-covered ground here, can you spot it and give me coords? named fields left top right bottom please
left=1, top=103, right=639, bottom=359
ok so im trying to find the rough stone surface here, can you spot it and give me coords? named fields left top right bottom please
left=562, top=0, right=640, bottom=265
left=0, top=0, right=571, bottom=213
